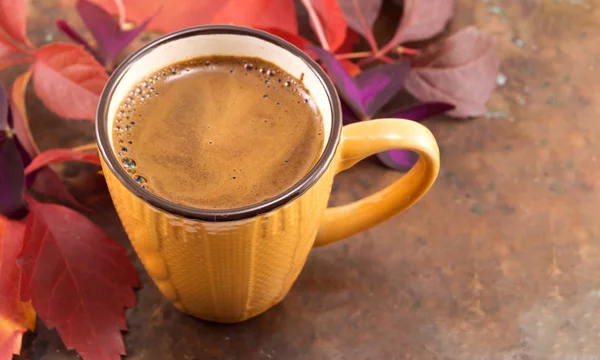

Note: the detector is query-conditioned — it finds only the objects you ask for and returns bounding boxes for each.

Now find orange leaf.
[32,43,108,121]
[0,0,29,46]
[0,217,36,358]
[93,0,298,35]
[10,70,38,158]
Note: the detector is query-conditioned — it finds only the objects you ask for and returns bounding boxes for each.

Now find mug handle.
[313,118,440,247]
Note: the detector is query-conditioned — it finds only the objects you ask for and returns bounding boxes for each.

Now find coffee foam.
[112,56,323,210]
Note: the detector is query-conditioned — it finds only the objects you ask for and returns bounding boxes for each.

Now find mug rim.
[95,25,342,221]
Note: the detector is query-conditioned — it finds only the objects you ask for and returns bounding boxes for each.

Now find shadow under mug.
[95,25,440,323]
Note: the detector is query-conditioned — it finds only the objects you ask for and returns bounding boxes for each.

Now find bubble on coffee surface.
[134,174,147,185]
[121,157,136,168]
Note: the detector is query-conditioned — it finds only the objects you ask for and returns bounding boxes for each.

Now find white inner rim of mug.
[107,33,334,155]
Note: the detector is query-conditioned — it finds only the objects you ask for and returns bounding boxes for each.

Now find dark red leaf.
[338,0,381,52]
[311,45,409,120]
[76,0,155,68]
[32,43,108,121]
[29,167,92,211]
[405,26,500,117]
[25,148,101,176]
[0,0,29,46]
[377,102,454,171]
[0,137,26,219]
[19,197,139,360]
[300,0,348,52]
[379,0,454,56]
[0,84,7,129]
[93,0,298,35]
[0,86,27,219]
[0,217,36,358]
[337,28,361,54]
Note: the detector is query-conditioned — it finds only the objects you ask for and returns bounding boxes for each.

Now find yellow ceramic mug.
[96,26,440,323]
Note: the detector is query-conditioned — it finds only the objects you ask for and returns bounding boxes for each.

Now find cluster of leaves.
[0,0,499,359]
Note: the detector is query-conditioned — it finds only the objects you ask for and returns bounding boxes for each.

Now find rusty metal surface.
[6,0,600,359]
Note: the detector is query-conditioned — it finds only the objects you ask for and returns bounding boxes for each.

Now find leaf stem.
[1,57,35,67]
[72,143,98,153]
[396,46,419,56]
[299,0,330,51]
[335,51,373,60]
[55,20,100,61]
[350,0,379,53]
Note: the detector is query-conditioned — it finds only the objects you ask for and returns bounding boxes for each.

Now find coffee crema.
[111,56,324,210]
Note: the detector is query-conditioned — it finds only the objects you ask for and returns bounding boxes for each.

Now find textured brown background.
[2,0,599,359]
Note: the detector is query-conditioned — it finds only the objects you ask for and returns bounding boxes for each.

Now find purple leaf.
[76,0,156,68]
[377,102,454,171]
[385,101,455,121]
[342,102,358,124]
[0,86,27,218]
[354,60,410,117]
[309,45,365,118]
[310,45,410,120]
[405,26,500,117]
[55,19,98,59]
[337,0,382,52]
[379,0,454,56]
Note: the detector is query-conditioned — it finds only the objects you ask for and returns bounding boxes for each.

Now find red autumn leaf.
[300,0,347,52]
[18,198,139,360]
[0,35,31,71]
[25,148,101,176]
[379,0,454,56]
[337,0,381,52]
[0,217,36,358]
[0,38,21,70]
[405,26,500,117]
[29,167,93,211]
[93,0,298,36]
[259,28,312,51]
[0,0,29,46]
[239,0,298,35]
[32,43,108,121]
[10,71,39,158]
[336,28,360,54]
